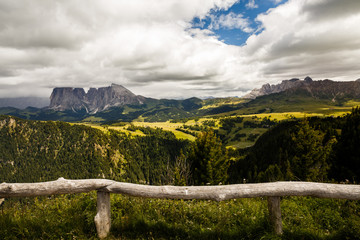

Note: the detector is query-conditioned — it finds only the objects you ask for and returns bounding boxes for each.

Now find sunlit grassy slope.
[79,109,353,149]
[221,93,360,116]
[200,97,247,110]
[79,121,198,141]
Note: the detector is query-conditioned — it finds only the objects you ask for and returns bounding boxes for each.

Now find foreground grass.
[1,192,360,239]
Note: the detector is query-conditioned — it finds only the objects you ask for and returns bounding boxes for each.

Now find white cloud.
[0,0,359,99]
[209,12,254,33]
[0,0,241,98]
[246,0,258,9]
[242,0,360,84]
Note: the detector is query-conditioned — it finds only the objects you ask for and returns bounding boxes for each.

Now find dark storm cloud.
[303,0,360,22]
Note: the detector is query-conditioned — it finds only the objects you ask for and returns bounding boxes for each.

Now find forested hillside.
[229,108,360,183]
[0,115,189,184]
[1,108,360,185]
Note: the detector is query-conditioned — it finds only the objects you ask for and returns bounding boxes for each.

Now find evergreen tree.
[289,119,335,181]
[334,107,360,181]
[189,129,229,185]
[257,164,283,182]
[173,150,191,186]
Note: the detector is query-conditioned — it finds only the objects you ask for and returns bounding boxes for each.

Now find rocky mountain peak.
[50,87,87,111]
[304,76,313,83]
[244,77,360,101]
[49,84,143,113]
[244,77,308,99]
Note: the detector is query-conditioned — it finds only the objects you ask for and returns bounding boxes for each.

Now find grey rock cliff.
[49,88,86,111]
[244,76,360,101]
[244,77,311,99]
[49,84,143,113]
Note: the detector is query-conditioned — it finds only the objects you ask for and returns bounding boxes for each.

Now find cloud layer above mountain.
[0,0,359,98]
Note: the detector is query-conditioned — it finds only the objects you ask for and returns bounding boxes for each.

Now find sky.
[1,0,360,99]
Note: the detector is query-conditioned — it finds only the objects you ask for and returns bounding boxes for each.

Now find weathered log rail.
[1,178,360,238]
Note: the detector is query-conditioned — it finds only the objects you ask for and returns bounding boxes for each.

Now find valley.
[79,102,357,149]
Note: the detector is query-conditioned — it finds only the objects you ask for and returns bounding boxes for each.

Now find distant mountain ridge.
[49,83,144,113]
[244,77,360,100]
[2,78,360,123]
[0,97,49,109]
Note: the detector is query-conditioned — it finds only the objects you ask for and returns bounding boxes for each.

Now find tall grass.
[1,193,360,239]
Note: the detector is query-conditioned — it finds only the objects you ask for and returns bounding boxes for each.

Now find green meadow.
[1,193,360,239]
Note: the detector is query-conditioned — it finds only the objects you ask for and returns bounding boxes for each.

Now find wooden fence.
[1,178,360,238]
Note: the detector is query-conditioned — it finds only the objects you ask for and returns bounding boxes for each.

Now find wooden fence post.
[267,196,283,235]
[94,191,111,239]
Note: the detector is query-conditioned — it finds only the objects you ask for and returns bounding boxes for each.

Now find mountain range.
[1,77,360,122]
[244,76,360,100]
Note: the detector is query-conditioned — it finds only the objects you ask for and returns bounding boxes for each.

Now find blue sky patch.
[191,0,285,46]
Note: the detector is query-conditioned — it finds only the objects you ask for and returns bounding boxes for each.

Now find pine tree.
[335,107,360,181]
[174,150,191,186]
[189,129,229,185]
[289,119,335,181]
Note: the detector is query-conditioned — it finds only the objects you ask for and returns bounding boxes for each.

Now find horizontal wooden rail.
[1,178,360,238]
[2,178,360,200]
